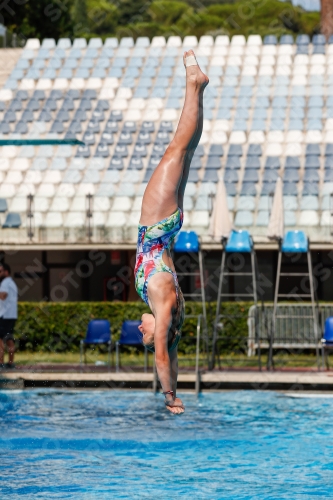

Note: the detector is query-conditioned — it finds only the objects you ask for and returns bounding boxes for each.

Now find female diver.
[135,50,209,414]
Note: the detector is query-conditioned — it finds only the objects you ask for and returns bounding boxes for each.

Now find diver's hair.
[142,331,155,350]
[142,329,181,352]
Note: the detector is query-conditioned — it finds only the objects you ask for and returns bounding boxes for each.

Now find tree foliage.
[1,0,320,42]
[118,0,320,40]
[1,0,73,41]
[72,0,89,36]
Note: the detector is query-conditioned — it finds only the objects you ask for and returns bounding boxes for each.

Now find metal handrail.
[195,314,203,396]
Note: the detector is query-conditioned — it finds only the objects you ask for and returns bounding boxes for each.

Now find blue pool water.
[1,390,333,499]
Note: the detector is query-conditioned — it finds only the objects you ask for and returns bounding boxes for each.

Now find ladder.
[269,230,321,370]
[173,231,209,366]
[211,230,259,370]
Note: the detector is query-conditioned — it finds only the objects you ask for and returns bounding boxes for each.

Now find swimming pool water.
[1,389,333,499]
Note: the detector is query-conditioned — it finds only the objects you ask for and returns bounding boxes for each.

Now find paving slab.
[1,370,333,391]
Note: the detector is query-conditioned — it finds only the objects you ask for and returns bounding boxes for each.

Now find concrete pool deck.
[2,367,333,391]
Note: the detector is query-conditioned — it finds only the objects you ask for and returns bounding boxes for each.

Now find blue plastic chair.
[80,319,112,369]
[280,35,294,44]
[174,231,199,252]
[322,317,333,368]
[116,320,148,372]
[0,199,8,212]
[264,35,277,45]
[265,157,280,169]
[225,230,253,253]
[3,213,21,228]
[281,231,308,253]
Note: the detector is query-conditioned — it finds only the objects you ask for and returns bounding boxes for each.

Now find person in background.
[0,263,18,369]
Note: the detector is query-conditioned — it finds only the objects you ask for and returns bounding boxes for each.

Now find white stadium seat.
[106,212,127,227]
[12,159,30,171]
[199,35,213,46]
[5,172,23,184]
[34,197,51,212]
[215,35,229,46]
[25,38,40,50]
[247,35,262,46]
[37,183,56,197]
[112,196,132,211]
[229,131,247,144]
[94,197,111,212]
[70,78,85,90]
[9,197,28,212]
[36,79,52,90]
[53,78,69,90]
[151,36,166,47]
[183,36,198,47]
[299,211,319,226]
[167,36,182,47]
[231,35,246,46]
[17,184,36,196]
[0,184,16,198]
[64,212,85,227]
[45,212,63,228]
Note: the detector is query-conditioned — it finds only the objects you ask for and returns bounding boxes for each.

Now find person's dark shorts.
[0,319,16,341]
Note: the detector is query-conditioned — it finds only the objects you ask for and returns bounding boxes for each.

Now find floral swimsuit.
[134,208,185,351]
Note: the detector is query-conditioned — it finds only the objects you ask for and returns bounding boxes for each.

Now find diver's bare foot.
[183,50,209,90]
[165,397,185,414]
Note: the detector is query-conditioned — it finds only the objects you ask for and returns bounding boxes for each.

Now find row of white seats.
[9,195,140,212]
[22,35,295,51]
[202,120,333,132]
[4,77,333,103]
[0,132,331,150]
[0,182,140,198]
[1,168,329,189]
[19,49,333,65]
[18,50,333,65]
[0,156,329,177]
[4,187,332,205]
[0,133,331,150]
[1,175,332,198]
[1,139,331,160]
[5,209,332,230]
[5,192,333,212]
[7,73,333,93]
[0,158,328,175]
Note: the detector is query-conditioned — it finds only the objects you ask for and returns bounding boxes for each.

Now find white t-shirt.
[0,277,18,319]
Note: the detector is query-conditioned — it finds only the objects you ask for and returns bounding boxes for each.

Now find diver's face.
[138,313,155,340]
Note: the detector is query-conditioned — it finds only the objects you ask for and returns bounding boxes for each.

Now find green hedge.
[14,302,251,354]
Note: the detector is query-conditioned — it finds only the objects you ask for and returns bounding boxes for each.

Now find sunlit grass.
[10,350,322,370]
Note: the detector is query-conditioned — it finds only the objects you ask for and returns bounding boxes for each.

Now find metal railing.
[247,303,333,356]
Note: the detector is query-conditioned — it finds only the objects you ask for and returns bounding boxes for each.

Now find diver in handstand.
[135,50,209,414]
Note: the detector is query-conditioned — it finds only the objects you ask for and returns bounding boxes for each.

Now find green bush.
[15,301,252,355]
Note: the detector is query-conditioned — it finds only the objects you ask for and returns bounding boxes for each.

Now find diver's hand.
[165,396,185,414]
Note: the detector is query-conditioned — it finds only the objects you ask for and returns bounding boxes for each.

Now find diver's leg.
[140,50,208,226]
[177,91,204,209]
